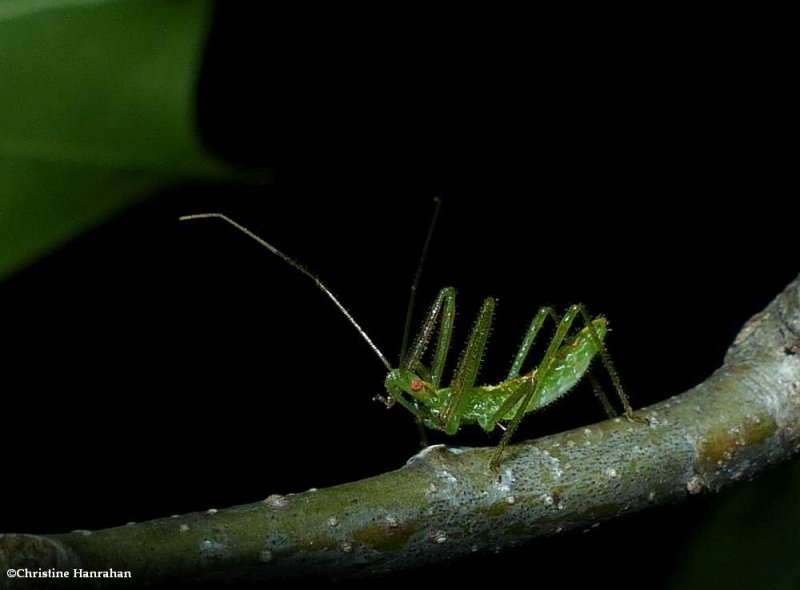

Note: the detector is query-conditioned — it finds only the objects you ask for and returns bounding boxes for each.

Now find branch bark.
[3,275,800,586]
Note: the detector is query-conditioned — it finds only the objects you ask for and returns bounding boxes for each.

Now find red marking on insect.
[411,379,425,392]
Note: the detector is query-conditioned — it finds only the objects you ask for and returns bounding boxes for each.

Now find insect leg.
[430,290,456,389]
[489,377,538,473]
[400,287,455,446]
[588,374,618,418]
[415,421,429,448]
[384,384,429,447]
[385,383,427,420]
[489,306,582,470]
[403,287,455,371]
[440,297,495,435]
[507,307,560,379]
[489,375,535,426]
[572,305,635,419]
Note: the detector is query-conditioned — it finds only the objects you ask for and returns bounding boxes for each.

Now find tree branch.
[3,275,800,586]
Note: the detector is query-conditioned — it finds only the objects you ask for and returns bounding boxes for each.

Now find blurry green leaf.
[668,459,800,590]
[0,0,226,279]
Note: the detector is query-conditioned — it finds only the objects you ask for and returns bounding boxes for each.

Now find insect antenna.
[179,213,392,370]
[399,196,442,365]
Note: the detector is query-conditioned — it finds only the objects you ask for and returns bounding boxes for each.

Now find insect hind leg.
[507,306,560,379]
[489,305,583,472]
[490,304,641,474]
[571,304,636,420]
[588,373,618,419]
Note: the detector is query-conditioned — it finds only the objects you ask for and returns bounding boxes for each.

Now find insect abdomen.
[529,319,607,410]
[426,319,608,433]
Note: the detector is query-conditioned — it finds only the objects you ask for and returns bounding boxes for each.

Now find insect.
[180,200,638,471]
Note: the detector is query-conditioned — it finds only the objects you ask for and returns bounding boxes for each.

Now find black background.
[2,5,796,588]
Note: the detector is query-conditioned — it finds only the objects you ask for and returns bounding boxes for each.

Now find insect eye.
[410,379,424,392]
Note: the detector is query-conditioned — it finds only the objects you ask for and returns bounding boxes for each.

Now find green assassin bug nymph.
[180,199,637,471]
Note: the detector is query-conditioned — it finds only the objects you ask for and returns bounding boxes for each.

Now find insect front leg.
[392,390,431,448]
[385,383,427,420]
[400,287,456,444]
[402,287,455,373]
